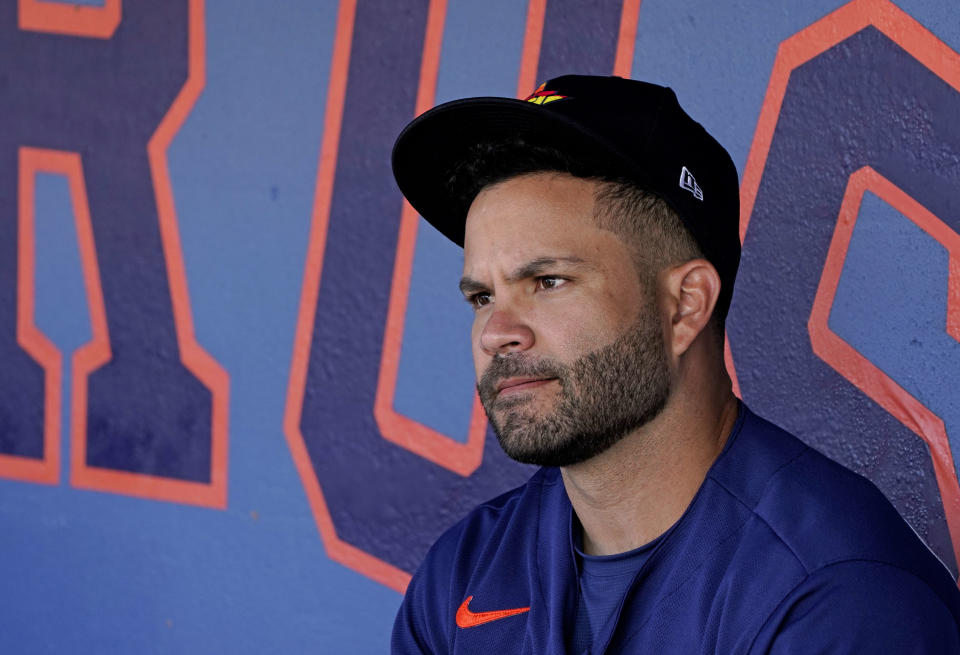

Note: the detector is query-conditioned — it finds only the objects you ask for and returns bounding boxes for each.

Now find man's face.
[461,173,672,467]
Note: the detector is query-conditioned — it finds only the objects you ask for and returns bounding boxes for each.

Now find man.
[389,75,960,653]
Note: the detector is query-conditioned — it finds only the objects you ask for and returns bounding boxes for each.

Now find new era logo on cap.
[679,166,703,201]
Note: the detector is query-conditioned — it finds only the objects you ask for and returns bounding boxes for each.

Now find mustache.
[477,356,567,405]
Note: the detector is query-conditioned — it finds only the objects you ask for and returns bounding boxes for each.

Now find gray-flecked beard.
[477,308,671,468]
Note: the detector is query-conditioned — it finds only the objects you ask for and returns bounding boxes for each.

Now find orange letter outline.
[1,148,66,486]
[68,0,229,509]
[284,0,646,592]
[808,166,960,566]
[733,0,960,568]
[19,0,121,39]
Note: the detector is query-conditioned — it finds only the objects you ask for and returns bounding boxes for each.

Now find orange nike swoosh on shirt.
[456,595,530,628]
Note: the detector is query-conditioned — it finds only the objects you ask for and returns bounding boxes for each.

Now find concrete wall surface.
[2,0,959,651]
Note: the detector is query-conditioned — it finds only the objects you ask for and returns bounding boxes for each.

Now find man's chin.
[491,414,636,468]
[492,423,589,468]
[496,438,592,468]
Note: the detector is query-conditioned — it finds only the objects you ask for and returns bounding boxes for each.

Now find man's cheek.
[471,322,488,370]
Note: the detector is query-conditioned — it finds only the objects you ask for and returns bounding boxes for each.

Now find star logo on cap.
[524,82,567,105]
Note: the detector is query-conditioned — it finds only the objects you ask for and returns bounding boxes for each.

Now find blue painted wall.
[2,0,959,651]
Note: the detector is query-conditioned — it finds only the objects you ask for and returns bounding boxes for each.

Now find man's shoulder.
[745,557,960,653]
[713,405,957,595]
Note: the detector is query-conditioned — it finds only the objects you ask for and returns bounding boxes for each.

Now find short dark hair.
[446,137,725,340]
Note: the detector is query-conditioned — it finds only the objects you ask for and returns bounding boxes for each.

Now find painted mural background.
[2,0,959,651]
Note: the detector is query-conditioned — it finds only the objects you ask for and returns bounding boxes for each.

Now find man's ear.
[661,259,721,358]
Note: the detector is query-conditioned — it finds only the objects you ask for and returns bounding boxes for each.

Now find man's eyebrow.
[458,256,594,296]
[506,256,592,282]
[459,276,487,296]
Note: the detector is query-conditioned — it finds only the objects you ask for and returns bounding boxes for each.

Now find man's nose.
[479,308,535,356]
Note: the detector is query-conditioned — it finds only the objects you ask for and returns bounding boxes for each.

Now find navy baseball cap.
[391,74,741,319]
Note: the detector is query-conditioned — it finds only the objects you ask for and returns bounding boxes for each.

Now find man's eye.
[537,276,567,290]
[467,292,492,308]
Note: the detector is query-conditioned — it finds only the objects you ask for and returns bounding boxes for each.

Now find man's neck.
[560,386,739,556]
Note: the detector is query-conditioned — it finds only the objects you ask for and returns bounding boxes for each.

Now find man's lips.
[495,377,558,396]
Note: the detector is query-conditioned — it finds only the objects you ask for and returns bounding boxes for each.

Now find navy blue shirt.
[393,405,960,653]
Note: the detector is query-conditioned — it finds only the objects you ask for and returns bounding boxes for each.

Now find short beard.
[477,308,671,468]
